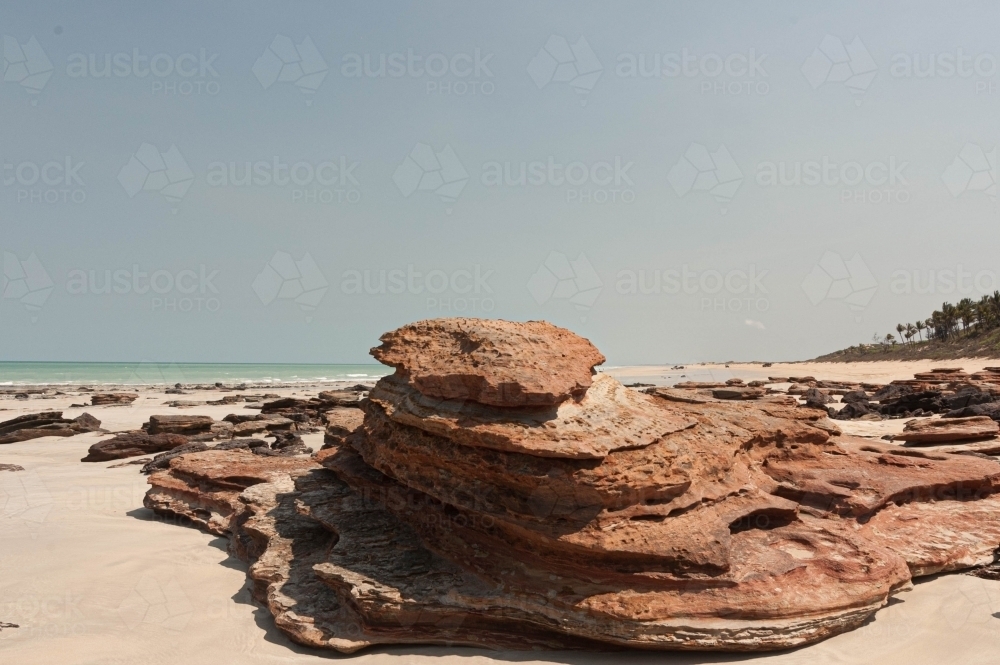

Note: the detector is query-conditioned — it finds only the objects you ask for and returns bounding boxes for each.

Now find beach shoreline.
[2,360,1000,664]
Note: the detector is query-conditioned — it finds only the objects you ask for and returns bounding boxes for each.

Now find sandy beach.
[605,359,1000,386]
[1,363,999,665]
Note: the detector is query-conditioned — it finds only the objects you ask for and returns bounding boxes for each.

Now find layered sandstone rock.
[144,450,316,535]
[90,392,138,406]
[892,415,999,443]
[371,318,605,406]
[144,318,1000,653]
[0,412,101,444]
[321,408,365,449]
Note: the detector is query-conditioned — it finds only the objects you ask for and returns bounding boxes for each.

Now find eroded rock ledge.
[144,318,1000,652]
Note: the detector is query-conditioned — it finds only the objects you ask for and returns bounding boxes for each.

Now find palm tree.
[915,320,925,342]
[885,333,897,346]
[957,298,975,333]
[978,295,993,330]
[896,323,906,344]
[942,302,959,338]
[906,323,917,344]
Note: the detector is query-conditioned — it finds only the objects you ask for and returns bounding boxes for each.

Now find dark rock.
[944,385,997,410]
[877,391,946,416]
[946,402,1000,421]
[0,411,102,444]
[871,384,913,402]
[82,431,188,462]
[841,390,870,404]
[831,401,873,420]
[803,388,833,404]
[146,414,215,435]
[142,442,211,473]
[0,464,25,472]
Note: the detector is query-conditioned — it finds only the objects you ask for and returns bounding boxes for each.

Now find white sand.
[605,359,1000,386]
[2,380,1000,664]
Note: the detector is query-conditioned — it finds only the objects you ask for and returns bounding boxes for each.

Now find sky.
[1,0,999,365]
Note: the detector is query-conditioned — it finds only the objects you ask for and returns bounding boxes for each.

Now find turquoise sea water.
[0,362,388,386]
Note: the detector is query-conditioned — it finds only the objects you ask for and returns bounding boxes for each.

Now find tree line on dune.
[855,293,1000,353]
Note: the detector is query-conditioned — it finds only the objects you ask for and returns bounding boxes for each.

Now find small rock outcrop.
[0,412,101,444]
[893,416,999,444]
[371,318,605,406]
[82,431,189,462]
[143,414,233,441]
[321,408,365,449]
[90,392,139,406]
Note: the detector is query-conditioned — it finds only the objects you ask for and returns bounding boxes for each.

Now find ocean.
[0,362,389,387]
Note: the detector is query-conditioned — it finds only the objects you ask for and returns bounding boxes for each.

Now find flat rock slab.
[712,387,765,400]
[893,416,999,443]
[144,449,317,535]
[90,392,138,405]
[371,318,605,406]
[147,414,215,434]
[368,373,697,459]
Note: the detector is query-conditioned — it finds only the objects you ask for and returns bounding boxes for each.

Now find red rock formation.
[144,450,316,535]
[371,318,605,406]
[143,318,1000,653]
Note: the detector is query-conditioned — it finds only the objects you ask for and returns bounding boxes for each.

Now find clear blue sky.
[1,0,997,364]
